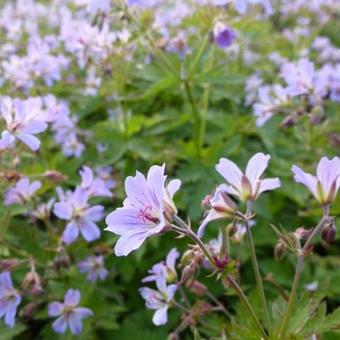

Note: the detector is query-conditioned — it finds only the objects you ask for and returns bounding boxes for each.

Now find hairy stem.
[245,201,271,331]
[279,209,330,337]
[227,275,268,339]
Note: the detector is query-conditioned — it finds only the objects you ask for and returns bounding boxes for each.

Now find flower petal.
[215,158,243,192]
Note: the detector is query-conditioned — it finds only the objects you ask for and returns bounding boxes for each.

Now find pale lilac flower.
[0,131,15,151]
[305,281,318,292]
[77,255,108,283]
[139,272,177,326]
[4,178,41,206]
[54,187,104,244]
[80,166,112,198]
[0,272,21,328]
[215,153,281,201]
[30,198,55,221]
[0,97,47,151]
[48,289,92,335]
[197,188,237,238]
[235,0,273,15]
[213,23,236,49]
[105,165,181,256]
[292,157,340,205]
[95,166,116,190]
[142,248,179,283]
[232,220,255,243]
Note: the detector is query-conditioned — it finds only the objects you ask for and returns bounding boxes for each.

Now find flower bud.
[274,241,286,260]
[44,170,68,182]
[186,280,207,296]
[54,250,71,270]
[22,271,43,295]
[0,258,21,271]
[180,265,195,284]
[227,223,238,237]
[321,220,336,243]
[201,194,213,209]
[20,302,39,321]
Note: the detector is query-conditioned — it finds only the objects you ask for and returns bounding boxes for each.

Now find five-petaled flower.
[292,156,340,206]
[4,178,41,206]
[54,187,104,244]
[105,164,181,256]
[48,289,92,335]
[142,248,179,284]
[139,271,177,326]
[215,153,281,201]
[0,272,21,328]
[77,255,108,283]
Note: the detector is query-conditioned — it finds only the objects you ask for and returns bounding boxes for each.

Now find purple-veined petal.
[79,220,101,242]
[292,165,318,198]
[17,133,40,151]
[257,178,281,195]
[48,302,64,317]
[63,221,80,244]
[152,306,168,326]
[316,157,340,195]
[245,153,270,189]
[52,315,68,334]
[215,158,243,192]
[64,289,80,306]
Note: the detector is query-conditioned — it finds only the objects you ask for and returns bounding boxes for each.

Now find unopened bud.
[54,250,71,270]
[201,194,213,209]
[321,221,336,243]
[20,302,39,320]
[44,170,68,182]
[2,170,22,181]
[22,271,43,295]
[227,223,238,237]
[280,115,297,128]
[186,280,207,296]
[274,241,286,260]
[180,265,195,284]
[0,258,21,271]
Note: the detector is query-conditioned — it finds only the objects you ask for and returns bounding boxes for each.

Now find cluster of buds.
[321,218,336,244]
[179,246,203,285]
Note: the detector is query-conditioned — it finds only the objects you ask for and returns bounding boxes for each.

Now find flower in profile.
[139,272,177,326]
[77,255,108,283]
[0,97,47,151]
[213,22,236,49]
[292,156,340,205]
[4,178,41,206]
[54,187,104,245]
[105,164,181,256]
[48,289,92,335]
[142,248,179,284]
[79,166,112,198]
[197,188,237,238]
[215,153,281,201]
[0,272,21,328]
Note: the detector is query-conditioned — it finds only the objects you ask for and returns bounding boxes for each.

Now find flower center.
[137,205,159,224]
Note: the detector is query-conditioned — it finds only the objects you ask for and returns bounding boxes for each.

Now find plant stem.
[278,209,330,337]
[227,275,268,340]
[245,201,271,331]
[183,81,201,158]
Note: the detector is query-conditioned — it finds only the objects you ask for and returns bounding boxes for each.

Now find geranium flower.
[4,178,41,206]
[142,248,179,283]
[0,272,21,328]
[139,272,177,326]
[54,187,104,244]
[215,153,281,201]
[77,255,108,283]
[105,165,181,256]
[48,289,92,335]
[292,156,340,205]
[79,166,112,198]
[213,22,236,49]
[0,97,47,151]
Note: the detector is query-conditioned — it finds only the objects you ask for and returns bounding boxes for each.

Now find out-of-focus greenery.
[0,1,339,339]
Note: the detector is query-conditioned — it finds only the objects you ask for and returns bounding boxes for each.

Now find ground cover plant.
[0,0,339,339]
